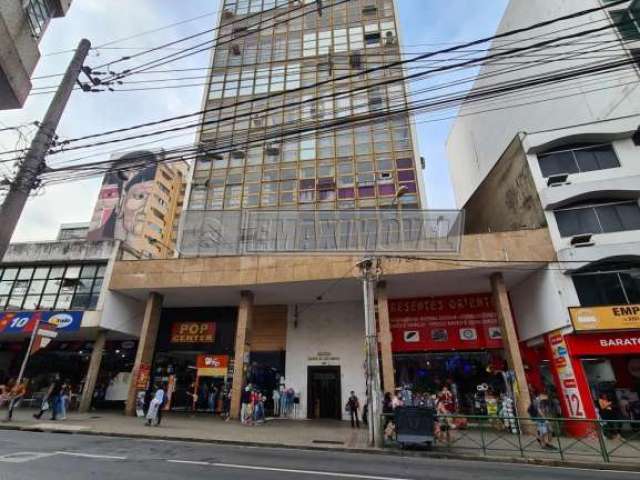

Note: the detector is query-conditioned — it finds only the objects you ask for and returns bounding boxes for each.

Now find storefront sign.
[389,293,503,352]
[196,354,229,377]
[547,330,586,419]
[170,322,216,343]
[570,304,640,332]
[564,331,640,356]
[0,311,83,334]
[180,209,464,256]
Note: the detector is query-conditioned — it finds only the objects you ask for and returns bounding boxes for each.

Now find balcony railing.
[23,0,52,40]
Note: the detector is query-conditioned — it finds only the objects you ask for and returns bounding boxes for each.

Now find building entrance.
[307,366,341,420]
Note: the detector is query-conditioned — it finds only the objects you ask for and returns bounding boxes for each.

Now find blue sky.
[0,0,508,241]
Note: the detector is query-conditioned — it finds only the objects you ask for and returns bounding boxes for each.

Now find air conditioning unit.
[385,32,396,46]
[547,173,570,187]
[222,9,234,19]
[210,153,223,160]
[362,5,378,15]
[377,172,393,183]
[231,43,241,55]
[265,144,281,155]
[231,150,246,159]
[570,233,594,248]
[251,117,264,128]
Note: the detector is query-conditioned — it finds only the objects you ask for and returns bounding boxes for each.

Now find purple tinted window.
[319,189,335,201]
[396,158,413,169]
[358,186,375,198]
[378,184,396,196]
[338,187,355,199]
[398,170,415,182]
[299,179,315,190]
[399,182,417,193]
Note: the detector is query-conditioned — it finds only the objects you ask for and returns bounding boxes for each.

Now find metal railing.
[23,0,52,40]
[382,412,640,465]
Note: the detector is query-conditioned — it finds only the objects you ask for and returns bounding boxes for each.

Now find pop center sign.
[170,322,216,343]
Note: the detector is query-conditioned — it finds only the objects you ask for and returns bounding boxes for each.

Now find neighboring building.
[87,150,188,259]
[188,0,426,213]
[0,237,145,412]
[447,0,640,426]
[0,0,73,109]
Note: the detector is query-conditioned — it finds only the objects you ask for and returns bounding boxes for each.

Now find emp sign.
[179,209,464,256]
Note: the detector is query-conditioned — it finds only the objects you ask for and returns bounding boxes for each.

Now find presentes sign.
[170,322,216,343]
[570,304,640,332]
[388,293,503,352]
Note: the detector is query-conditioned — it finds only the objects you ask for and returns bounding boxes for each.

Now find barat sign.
[170,322,216,343]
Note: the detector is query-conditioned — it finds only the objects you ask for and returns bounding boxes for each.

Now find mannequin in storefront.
[273,388,281,417]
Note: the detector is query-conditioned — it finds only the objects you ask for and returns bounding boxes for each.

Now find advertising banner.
[570,304,640,332]
[170,322,216,343]
[0,311,83,334]
[546,330,587,419]
[388,293,503,352]
[196,354,229,377]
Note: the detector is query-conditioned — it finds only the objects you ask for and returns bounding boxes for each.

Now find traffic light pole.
[0,39,91,259]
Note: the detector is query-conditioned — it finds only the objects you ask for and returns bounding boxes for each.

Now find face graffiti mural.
[87,151,158,243]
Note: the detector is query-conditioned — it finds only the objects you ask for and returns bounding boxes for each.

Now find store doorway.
[307,366,341,420]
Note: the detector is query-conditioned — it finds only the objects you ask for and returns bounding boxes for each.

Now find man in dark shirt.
[346,391,360,428]
[33,374,62,420]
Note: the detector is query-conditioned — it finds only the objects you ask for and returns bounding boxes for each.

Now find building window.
[0,263,106,311]
[555,200,640,237]
[24,0,52,39]
[573,264,640,307]
[610,9,640,40]
[537,144,620,178]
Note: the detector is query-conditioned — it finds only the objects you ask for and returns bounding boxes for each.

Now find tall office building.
[189,0,426,212]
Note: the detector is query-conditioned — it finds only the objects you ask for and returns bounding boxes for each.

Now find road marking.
[167,459,211,466]
[0,452,56,463]
[210,462,413,480]
[56,451,126,460]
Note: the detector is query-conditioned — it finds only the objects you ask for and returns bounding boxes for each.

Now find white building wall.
[447,0,640,208]
[510,268,577,341]
[284,301,366,421]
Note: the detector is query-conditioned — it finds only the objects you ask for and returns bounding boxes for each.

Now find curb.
[1,423,639,472]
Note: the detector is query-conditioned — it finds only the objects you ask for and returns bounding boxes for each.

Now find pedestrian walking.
[346,391,360,428]
[33,374,62,421]
[58,380,71,420]
[241,385,252,424]
[528,392,556,450]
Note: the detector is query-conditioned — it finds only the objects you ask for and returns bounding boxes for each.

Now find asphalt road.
[0,430,636,480]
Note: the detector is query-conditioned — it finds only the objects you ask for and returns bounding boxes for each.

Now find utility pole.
[359,257,383,447]
[0,39,91,259]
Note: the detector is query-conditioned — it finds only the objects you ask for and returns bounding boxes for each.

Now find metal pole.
[0,39,91,259]
[360,257,383,447]
[5,319,40,421]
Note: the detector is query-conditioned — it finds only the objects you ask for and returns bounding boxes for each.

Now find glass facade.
[192,0,422,211]
[0,264,106,311]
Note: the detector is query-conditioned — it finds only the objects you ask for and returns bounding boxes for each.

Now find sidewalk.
[0,408,369,450]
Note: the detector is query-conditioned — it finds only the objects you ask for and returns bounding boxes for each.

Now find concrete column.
[230,290,254,420]
[79,330,107,413]
[490,272,532,421]
[125,292,163,416]
[376,282,396,395]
